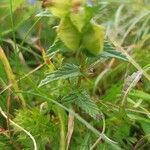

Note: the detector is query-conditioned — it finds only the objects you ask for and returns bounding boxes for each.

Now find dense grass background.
[0,0,150,149]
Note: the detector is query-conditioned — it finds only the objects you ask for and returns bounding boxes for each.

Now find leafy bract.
[82,23,105,55]
[47,0,71,18]
[70,0,87,32]
[70,9,86,32]
[57,17,81,51]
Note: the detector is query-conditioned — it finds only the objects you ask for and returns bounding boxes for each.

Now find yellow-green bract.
[47,0,86,18]
[48,0,71,18]
[82,23,105,55]
[70,9,86,32]
[57,17,81,51]
[47,0,105,55]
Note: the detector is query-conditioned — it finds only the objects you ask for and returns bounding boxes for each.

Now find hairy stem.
[56,107,66,150]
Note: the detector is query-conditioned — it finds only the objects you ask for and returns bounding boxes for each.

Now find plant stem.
[56,107,66,150]
[0,107,37,150]
[0,46,26,107]
[110,39,150,81]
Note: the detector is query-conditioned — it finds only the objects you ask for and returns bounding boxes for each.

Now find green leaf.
[101,50,128,61]
[82,23,105,55]
[141,122,150,141]
[57,17,81,51]
[46,38,70,56]
[0,0,23,18]
[0,135,12,150]
[39,64,82,87]
[102,83,122,102]
[79,133,91,150]
[70,3,93,32]
[128,114,150,123]
[130,113,150,141]
[0,0,36,37]
[129,90,150,101]
[102,41,128,61]
[62,90,100,119]
[114,124,131,142]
